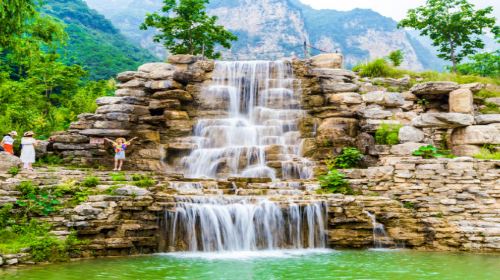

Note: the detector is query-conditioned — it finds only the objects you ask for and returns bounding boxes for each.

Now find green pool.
[1,249,499,280]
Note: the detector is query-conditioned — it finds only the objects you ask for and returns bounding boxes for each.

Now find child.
[1,131,18,155]
[105,137,138,171]
[20,131,38,170]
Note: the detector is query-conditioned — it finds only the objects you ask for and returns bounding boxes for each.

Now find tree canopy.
[398,0,499,72]
[0,0,112,139]
[140,0,237,59]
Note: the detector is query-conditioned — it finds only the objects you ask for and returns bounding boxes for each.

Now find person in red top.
[1,131,18,155]
[104,137,138,171]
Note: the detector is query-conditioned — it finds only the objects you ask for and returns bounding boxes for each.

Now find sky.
[299,0,500,21]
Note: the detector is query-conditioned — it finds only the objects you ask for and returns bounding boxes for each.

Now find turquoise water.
[1,249,499,280]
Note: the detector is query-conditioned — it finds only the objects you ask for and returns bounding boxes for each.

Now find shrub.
[81,176,100,188]
[16,181,61,217]
[375,123,401,145]
[36,155,64,166]
[403,201,416,210]
[388,50,404,67]
[317,169,353,195]
[353,58,398,78]
[8,166,20,176]
[132,174,156,188]
[412,145,441,159]
[330,147,363,169]
[0,203,14,229]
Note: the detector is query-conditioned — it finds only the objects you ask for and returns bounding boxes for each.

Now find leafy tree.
[388,50,404,67]
[399,0,498,72]
[141,0,237,59]
[456,50,500,77]
[0,0,38,48]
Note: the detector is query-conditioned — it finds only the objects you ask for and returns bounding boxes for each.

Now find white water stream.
[182,61,313,180]
[163,197,327,252]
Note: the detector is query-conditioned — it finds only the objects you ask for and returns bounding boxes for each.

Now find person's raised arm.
[125,137,139,145]
[104,138,116,145]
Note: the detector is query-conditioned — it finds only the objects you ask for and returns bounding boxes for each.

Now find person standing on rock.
[20,131,38,170]
[105,137,138,171]
[1,131,18,155]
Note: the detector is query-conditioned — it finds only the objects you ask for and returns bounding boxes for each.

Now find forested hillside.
[42,0,156,80]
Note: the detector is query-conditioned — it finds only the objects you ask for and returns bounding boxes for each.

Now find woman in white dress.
[20,131,38,170]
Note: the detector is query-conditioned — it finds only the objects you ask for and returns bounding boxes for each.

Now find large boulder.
[411,113,474,128]
[317,118,359,142]
[451,124,500,145]
[0,152,22,172]
[410,82,459,95]
[310,53,343,69]
[449,88,473,113]
[398,126,425,143]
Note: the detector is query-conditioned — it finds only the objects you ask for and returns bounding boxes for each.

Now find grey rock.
[115,89,147,97]
[410,81,459,95]
[451,124,500,145]
[475,114,500,125]
[361,108,393,119]
[310,54,343,69]
[117,79,146,89]
[485,97,500,106]
[328,92,362,104]
[460,82,484,93]
[411,113,474,128]
[116,71,139,82]
[362,91,385,103]
[96,96,146,106]
[0,152,22,172]
[398,126,425,143]
[96,104,149,115]
[390,142,427,155]
[167,55,198,64]
[322,82,359,93]
[74,204,102,216]
[146,80,177,91]
[138,62,175,73]
[79,129,131,137]
[312,68,354,79]
[114,185,151,196]
[51,134,89,144]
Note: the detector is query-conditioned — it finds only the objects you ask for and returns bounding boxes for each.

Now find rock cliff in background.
[84,0,444,70]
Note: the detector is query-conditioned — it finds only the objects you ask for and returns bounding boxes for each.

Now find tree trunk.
[450,41,457,73]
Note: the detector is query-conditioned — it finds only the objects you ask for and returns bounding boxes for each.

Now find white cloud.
[299,0,500,21]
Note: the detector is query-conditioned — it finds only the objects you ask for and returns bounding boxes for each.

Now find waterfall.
[161,197,327,252]
[364,211,392,248]
[182,60,313,180]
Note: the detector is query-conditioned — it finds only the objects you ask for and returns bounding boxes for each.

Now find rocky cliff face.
[84,0,442,70]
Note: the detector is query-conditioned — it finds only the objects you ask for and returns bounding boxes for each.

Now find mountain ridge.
[85,0,446,70]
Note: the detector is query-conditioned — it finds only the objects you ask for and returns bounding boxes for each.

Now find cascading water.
[364,211,392,249]
[161,197,327,252]
[182,60,313,180]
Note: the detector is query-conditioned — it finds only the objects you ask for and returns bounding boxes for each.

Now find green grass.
[353,59,500,86]
[110,172,127,182]
[474,147,500,160]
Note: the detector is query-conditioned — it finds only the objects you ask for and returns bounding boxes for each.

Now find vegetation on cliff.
[0,0,114,138]
[42,0,156,80]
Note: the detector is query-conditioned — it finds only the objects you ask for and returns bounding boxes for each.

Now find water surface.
[1,249,498,280]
